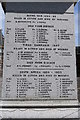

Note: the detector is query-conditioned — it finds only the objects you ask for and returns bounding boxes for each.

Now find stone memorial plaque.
[2,12,77,99]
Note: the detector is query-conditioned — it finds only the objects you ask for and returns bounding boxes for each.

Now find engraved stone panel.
[2,4,77,99]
